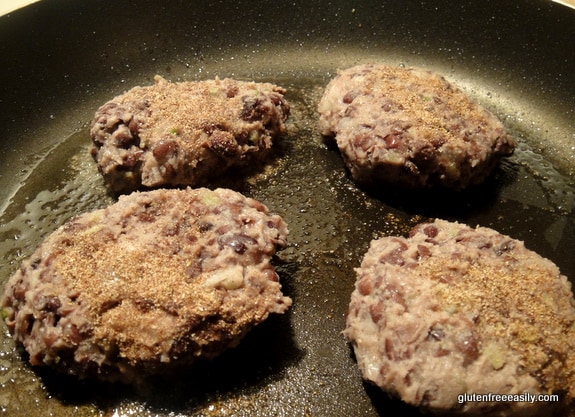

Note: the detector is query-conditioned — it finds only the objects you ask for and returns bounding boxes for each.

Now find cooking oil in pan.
[0,132,113,282]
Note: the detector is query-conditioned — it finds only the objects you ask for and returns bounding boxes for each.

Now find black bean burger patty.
[1,188,291,383]
[90,75,290,193]
[318,64,515,189]
[344,219,575,416]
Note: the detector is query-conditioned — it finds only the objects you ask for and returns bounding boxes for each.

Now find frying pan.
[1,0,574,416]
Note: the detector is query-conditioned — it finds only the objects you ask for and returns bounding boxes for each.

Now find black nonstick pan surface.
[0,0,574,416]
